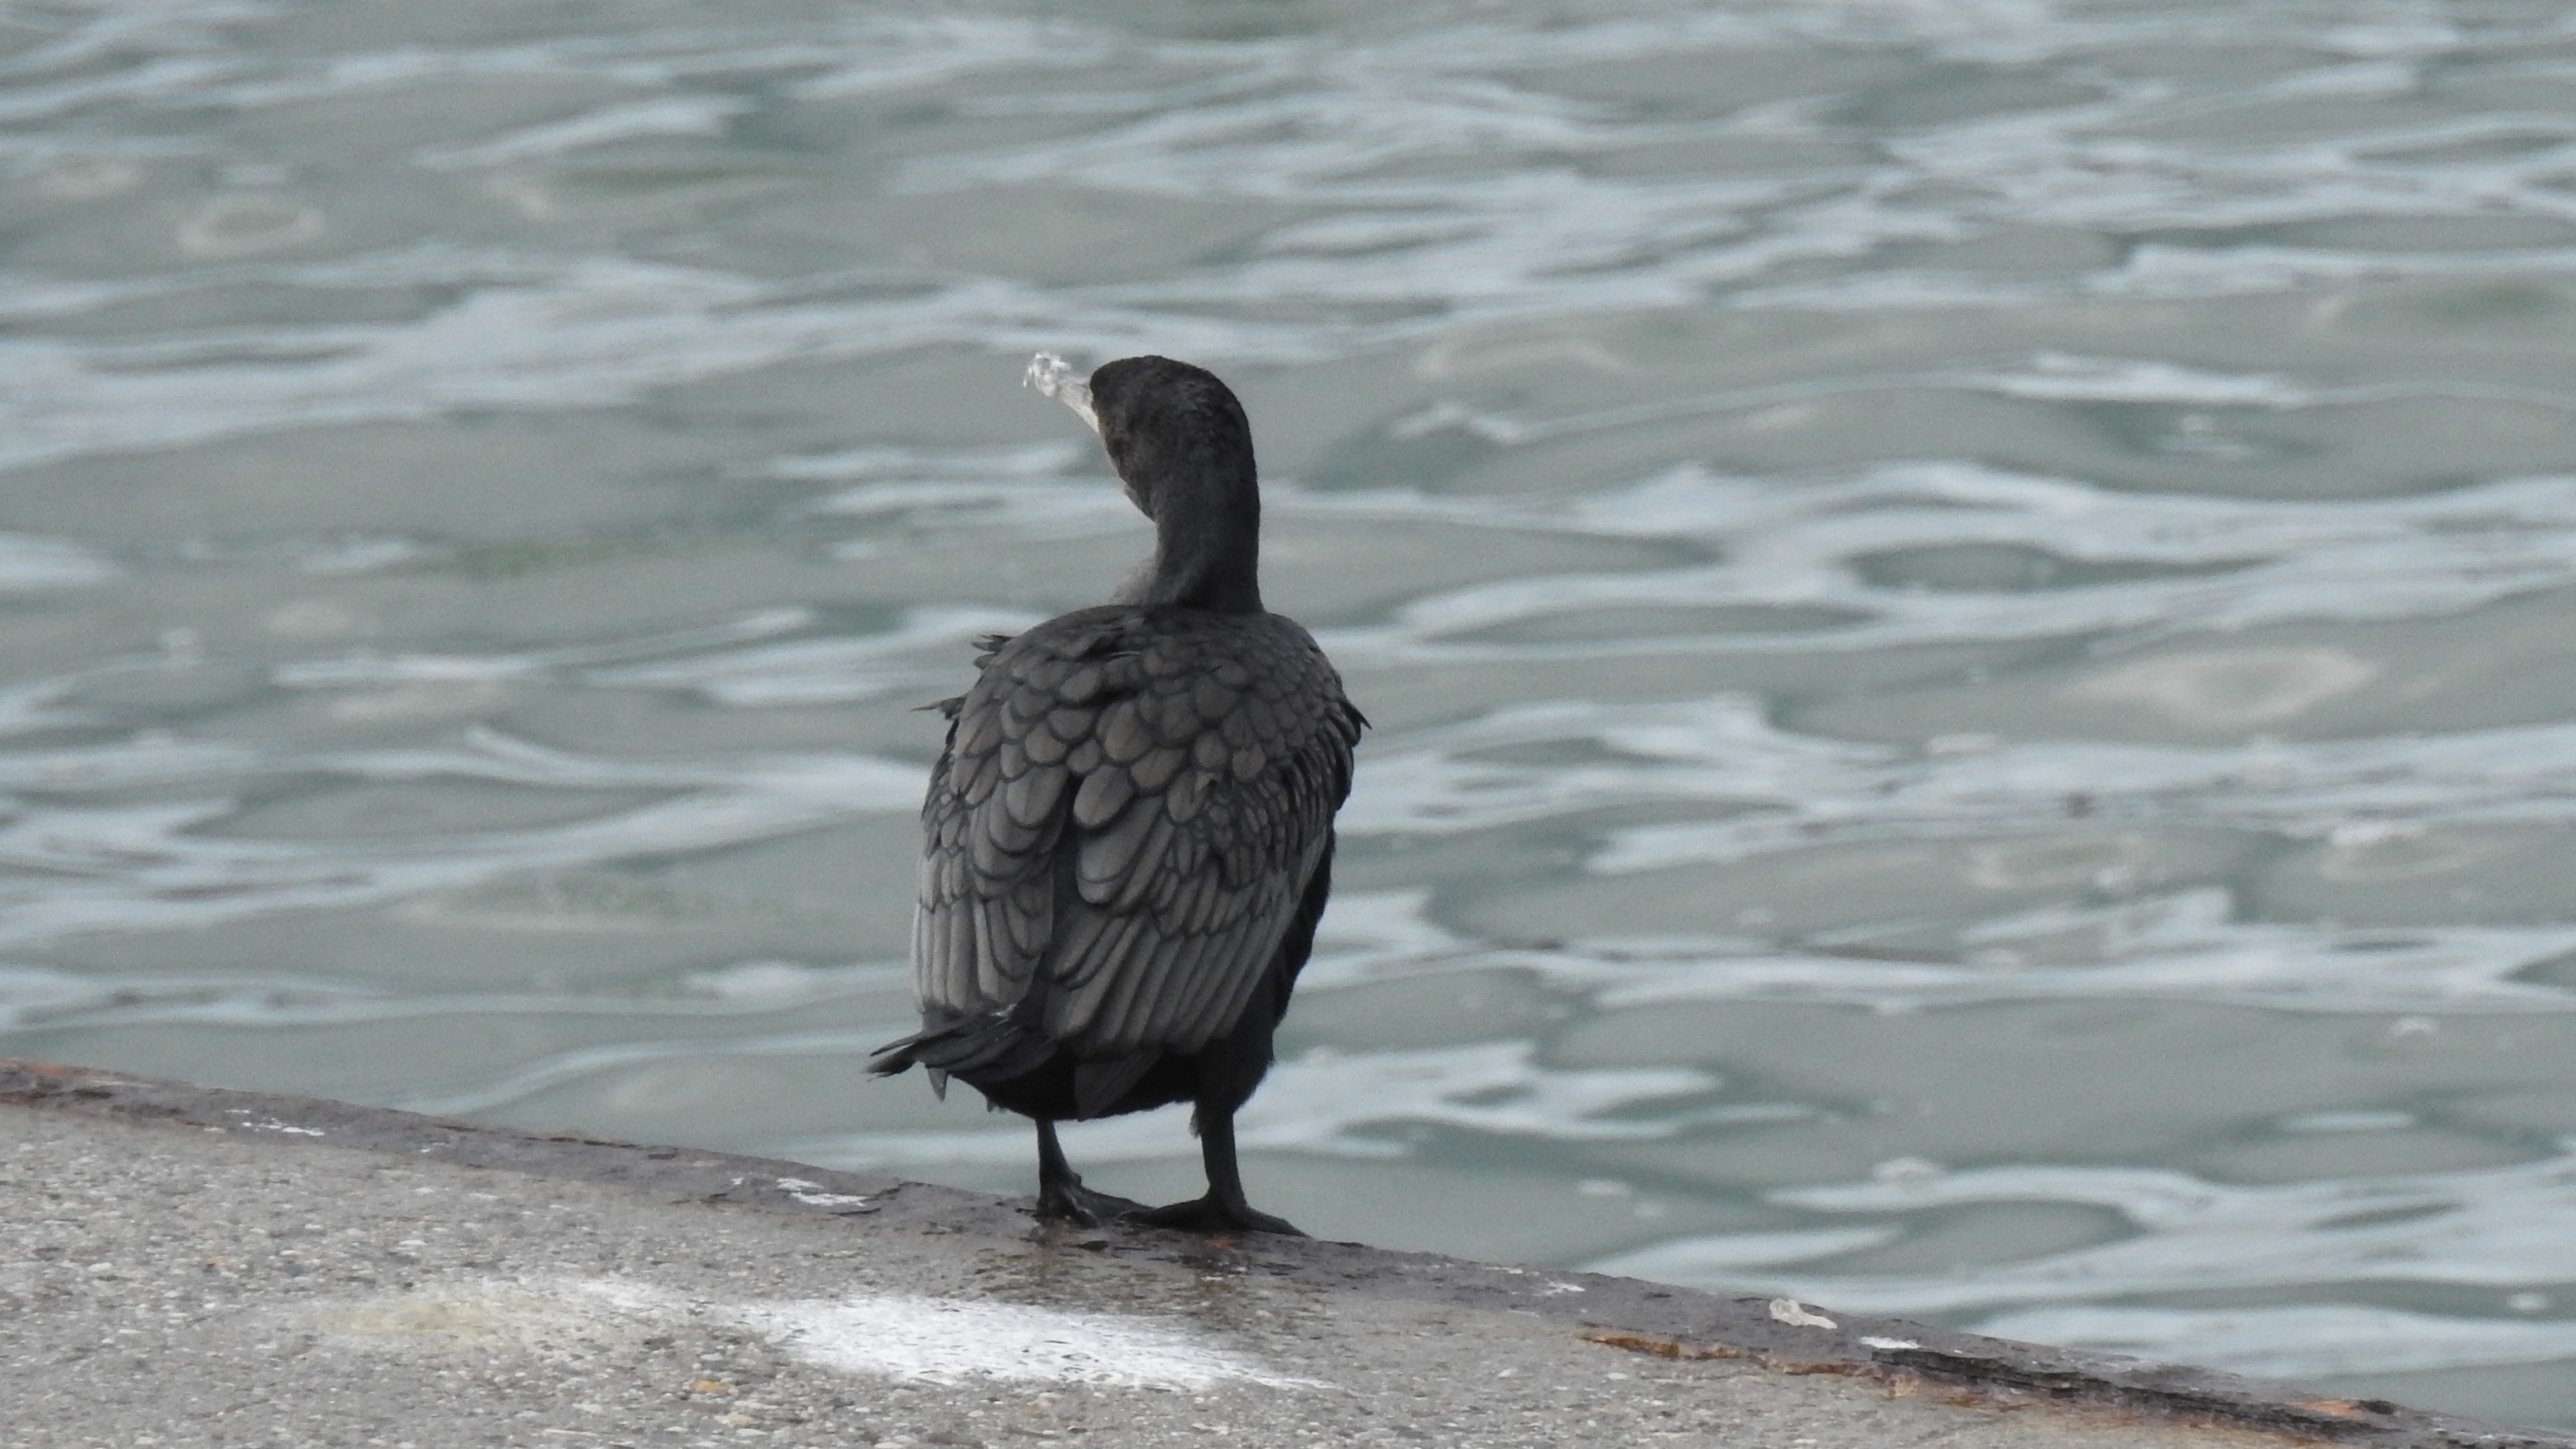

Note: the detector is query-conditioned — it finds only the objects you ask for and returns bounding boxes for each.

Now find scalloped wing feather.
[910,605,1359,1064]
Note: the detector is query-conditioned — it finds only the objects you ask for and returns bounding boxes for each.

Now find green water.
[8,0,2576,1426]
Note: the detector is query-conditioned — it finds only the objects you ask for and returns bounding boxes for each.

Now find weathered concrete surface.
[2,1060,2566,1449]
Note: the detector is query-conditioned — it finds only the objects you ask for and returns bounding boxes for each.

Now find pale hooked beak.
[1023,352,1099,435]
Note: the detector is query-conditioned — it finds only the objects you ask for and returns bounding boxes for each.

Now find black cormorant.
[869,352,1364,1236]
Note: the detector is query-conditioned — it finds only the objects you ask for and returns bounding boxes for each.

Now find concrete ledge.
[3,1057,2565,1449]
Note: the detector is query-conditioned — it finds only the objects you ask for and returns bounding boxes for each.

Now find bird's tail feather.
[871,1011,1057,1083]
[875,1012,1164,1120]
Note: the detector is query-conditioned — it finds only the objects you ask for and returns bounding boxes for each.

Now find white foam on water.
[1309,465,2576,661]
[413,95,756,171]
[0,534,117,591]
[2,5,2573,477]
[1592,1142,2576,1377]
[1975,1304,2576,1380]
[1297,888,2576,1016]
[0,722,921,949]
[1333,680,2576,889]
[808,1040,1731,1169]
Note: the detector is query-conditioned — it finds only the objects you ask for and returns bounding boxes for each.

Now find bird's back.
[891,602,1361,1117]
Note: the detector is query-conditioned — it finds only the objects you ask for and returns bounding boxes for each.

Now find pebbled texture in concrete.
[4,1059,2570,1449]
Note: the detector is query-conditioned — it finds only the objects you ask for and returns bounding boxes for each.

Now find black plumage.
[870,354,1364,1235]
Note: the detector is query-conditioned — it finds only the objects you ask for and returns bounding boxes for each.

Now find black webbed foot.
[1119,1108,1303,1234]
[1035,1175,1149,1226]
[1033,1120,1149,1226]
[1127,1194,1305,1237]
[1033,1176,1152,1227]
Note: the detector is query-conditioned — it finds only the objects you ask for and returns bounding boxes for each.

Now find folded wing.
[911,605,1360,1069]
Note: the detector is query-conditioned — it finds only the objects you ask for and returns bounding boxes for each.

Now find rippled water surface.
[8,0,2576,1424]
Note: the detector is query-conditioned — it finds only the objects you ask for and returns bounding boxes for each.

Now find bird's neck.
[1133,461,1264,614]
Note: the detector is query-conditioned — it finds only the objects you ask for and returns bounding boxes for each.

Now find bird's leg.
[1031,1120,1148,1226]
[1129,1108,1304,1236]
